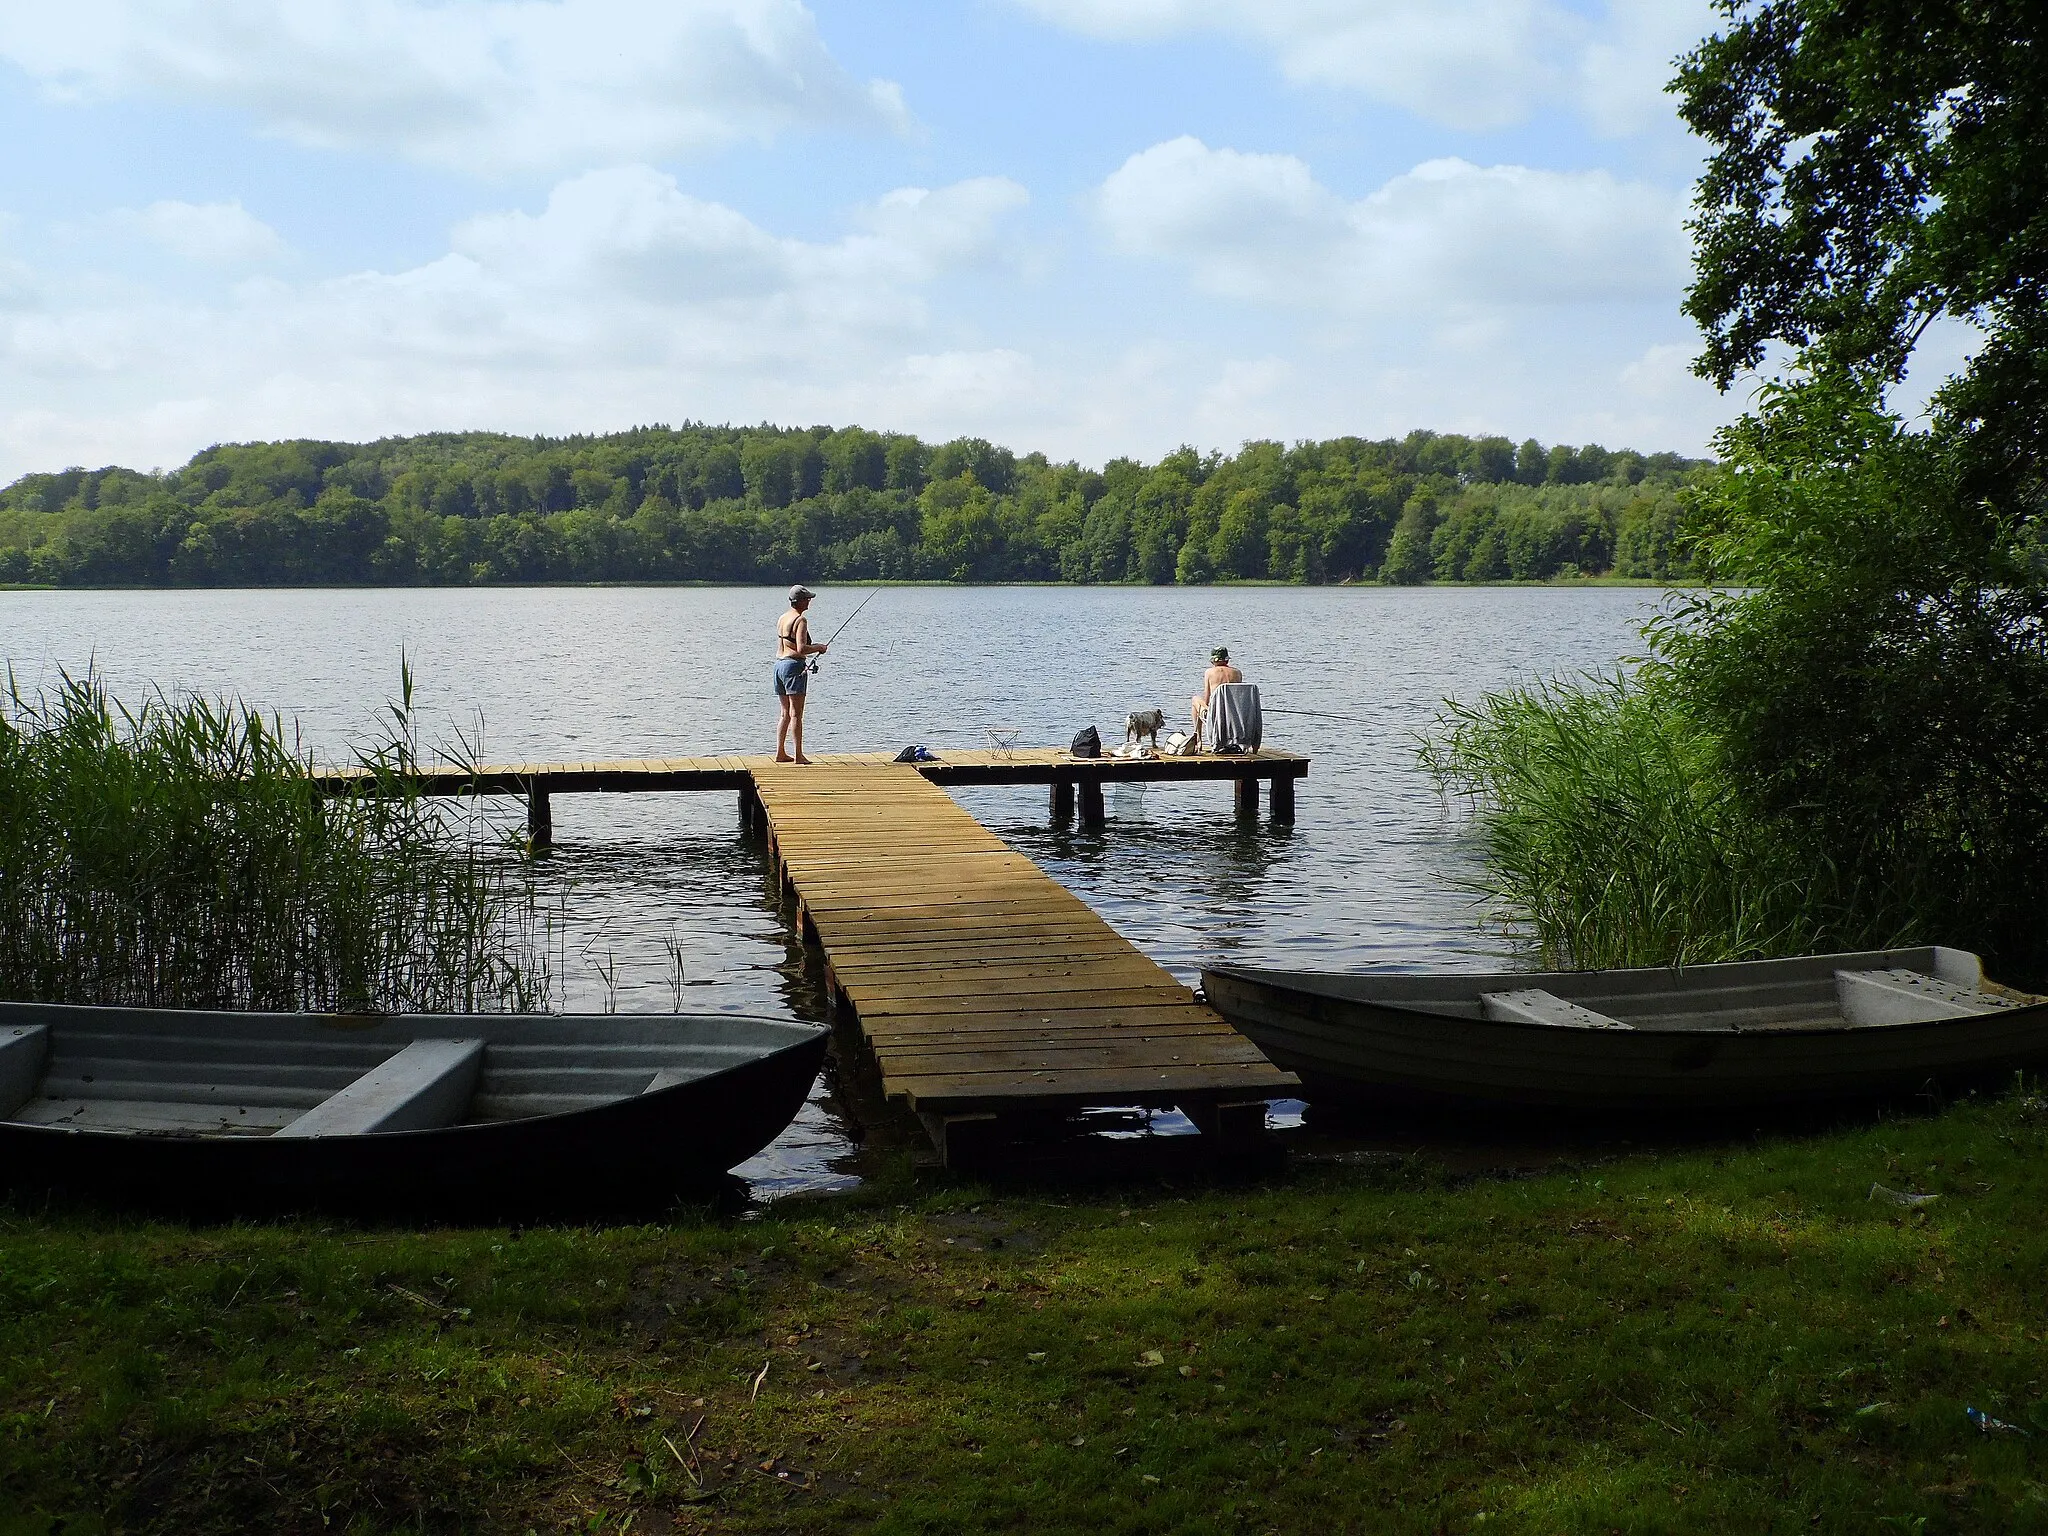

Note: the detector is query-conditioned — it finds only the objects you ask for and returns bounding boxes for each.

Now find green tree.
[1679,0,2048,509]
[920,475,1004,581]
[1382,496,1438,584]
[740,437,797,509]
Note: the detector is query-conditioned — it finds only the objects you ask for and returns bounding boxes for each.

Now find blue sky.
[0,0,1734,482]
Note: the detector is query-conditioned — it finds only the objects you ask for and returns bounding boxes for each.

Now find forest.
[0,424,1704,588]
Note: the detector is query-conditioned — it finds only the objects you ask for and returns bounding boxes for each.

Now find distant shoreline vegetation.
[0,424,1707,589]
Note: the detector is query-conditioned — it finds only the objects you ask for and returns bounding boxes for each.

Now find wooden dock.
[744,761,1299,1160]
[313,746,1310,843]
[313,744,1311,1160]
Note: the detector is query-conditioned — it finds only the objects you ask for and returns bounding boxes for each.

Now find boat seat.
[0,1025,48,1119]
[1836,968,2017,1028]
[273,1038,483,1138]
[1479,989,1633,1030]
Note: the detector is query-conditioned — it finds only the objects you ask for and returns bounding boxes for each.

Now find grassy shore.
[7,1086,2048,1535]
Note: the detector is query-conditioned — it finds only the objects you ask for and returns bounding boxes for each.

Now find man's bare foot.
[775,752,794,762]
[793,755,812,765]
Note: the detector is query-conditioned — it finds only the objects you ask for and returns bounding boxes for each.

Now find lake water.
[2,584,1664,1194]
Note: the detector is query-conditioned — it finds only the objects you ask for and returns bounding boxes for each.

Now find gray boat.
[0,1002,827,1208]
[1201,946,2048,1112]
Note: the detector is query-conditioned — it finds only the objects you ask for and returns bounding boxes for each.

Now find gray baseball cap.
[789,584,815,602]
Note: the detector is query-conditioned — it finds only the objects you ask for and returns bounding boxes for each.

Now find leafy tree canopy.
[1679,0,2048,501]
[0,423,1704,589]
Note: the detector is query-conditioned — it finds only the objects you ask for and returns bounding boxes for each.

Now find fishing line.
[1263,706,1377,726]
[807,587,882,673]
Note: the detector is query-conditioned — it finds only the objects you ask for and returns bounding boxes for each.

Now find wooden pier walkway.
[744,762,1299,1159]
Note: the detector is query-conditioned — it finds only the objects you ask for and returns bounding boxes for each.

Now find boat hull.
[1203,948,2048,1113]
[0,1005,828,1211]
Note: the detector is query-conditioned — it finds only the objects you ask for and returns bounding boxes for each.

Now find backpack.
[1070,725,1102,758]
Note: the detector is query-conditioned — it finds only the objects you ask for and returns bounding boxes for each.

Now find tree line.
[0,425,1706,588]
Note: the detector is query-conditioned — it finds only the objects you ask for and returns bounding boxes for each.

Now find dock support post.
[527,785,552,850]
[1079,780,1106,830]
[918,1111,1004,1168]
[1270,774,1295,823]
[1049,779,1074,823]
[1234,776,1260,817]
[1181,1098,1270,1144]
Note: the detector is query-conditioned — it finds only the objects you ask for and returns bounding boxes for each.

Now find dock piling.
[1079,780,1106,829]
[1049,779,1075,823]
[1270,773,1295,823]
[526,784,552,849]
[1234,776,1260,817]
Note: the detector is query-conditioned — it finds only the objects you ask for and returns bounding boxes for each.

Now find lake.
[3,584,1665,1193]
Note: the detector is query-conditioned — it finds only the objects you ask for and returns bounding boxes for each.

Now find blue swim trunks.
[773,657,807,697]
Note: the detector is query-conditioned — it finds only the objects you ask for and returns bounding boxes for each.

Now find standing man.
[1190,645,1242,743]
[775,584,828,763]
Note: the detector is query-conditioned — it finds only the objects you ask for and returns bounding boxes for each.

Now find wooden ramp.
[748,762,1298,1160]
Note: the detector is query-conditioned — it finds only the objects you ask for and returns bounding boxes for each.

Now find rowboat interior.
[1259,947,2033,1033]
[0,1008,814,1139]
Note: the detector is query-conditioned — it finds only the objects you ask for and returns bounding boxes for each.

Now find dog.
[1124,708,1166,748]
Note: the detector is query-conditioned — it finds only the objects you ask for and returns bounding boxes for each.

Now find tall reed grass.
[1421,675,1911,970]
[0,668,547,1013]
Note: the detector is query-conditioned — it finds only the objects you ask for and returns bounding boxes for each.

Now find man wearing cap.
[1191,645,1242,744]
[775,585,829,763]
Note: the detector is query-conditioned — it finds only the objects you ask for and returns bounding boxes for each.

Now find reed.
[1421,674,1910,970]
[0,667,546,1013]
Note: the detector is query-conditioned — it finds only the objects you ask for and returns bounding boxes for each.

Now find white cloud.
[110,200,287,265]
[0,0,910,176]
[1576,1,1721,138]
[0,156,1731,486]
[0,167,1034,477]
[1015,0,1716,135]
[1097,137,1688,313]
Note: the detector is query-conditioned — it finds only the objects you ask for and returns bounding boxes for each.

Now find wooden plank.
[829,957,1177,987]
[807,898,1098,924]
[839,958,1176,992]
[826,939,1141,969]
[854,1003,1228,1035]
[881,1039,1278,1075]
[853,1022,1248,1050]
[888,1062,1299,1112]
[854,986,1196,1017]
[847,988,1187,1017]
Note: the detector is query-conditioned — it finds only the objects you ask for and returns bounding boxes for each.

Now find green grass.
[7,1088,2048,1534]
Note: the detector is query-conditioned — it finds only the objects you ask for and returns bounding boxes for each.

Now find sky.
[0,0,1740,483]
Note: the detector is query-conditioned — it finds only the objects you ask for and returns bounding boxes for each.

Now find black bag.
[1070,726,1101,758]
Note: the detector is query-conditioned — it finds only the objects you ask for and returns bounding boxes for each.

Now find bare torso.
[1199,662,1242,706]
[777,610,810,658]
[1192,661,1243,732]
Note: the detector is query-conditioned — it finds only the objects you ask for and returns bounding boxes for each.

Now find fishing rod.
[807,587,882,673]
[1263,705,1377,726]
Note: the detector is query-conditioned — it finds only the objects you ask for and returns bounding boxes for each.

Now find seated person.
[1190,646,1243,743]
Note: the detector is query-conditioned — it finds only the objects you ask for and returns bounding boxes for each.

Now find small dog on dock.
[1124,708,1166,748]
